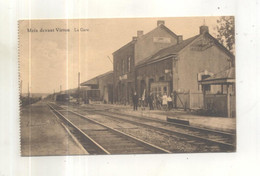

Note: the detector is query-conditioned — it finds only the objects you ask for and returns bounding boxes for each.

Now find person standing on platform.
[147,92,154,110]
[141,89,146,110]
[132,91,138,111]
[167,94,173,110]
[162,92,168,111]
[155,94,162,110]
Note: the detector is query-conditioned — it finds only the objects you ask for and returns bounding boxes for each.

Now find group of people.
[132,91,176,111]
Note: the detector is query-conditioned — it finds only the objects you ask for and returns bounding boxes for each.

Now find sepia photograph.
[19,17,236,156]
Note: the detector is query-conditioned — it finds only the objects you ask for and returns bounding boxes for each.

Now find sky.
[19,16,221,94]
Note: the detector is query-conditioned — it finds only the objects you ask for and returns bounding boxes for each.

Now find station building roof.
[199,67,235,85]
[113,24,179,55]
[136,32,234,67]
[81,71,113,86]
[136,35,199,67]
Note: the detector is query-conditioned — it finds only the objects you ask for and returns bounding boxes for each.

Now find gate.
[175,90,203,110]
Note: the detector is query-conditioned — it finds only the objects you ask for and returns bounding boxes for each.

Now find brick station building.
[113,20,234,107]
[135,25,234,99]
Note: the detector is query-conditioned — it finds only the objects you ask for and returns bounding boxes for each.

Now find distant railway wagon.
[56,94,70,102]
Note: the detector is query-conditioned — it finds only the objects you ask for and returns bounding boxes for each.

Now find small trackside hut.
[199,67,236,118]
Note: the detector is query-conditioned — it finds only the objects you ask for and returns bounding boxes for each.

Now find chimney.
[137,30,143,37]
[200,25,209,34]
[177,35,183,44]
[157,20,165,27]
[132,36,137,41]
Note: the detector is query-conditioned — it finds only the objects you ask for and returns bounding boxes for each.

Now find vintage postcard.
[19,17,236,156]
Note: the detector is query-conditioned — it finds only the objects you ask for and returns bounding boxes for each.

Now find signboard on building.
[153,37,171,43]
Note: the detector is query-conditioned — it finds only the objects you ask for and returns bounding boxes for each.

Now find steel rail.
[67,104,235,150]
[78,103,235,136]
[90,110,236,150]
[78,104,235,140]
[53,103,235,151]
[49,103,171,154]
[68,110,172,154]
[104,111,236,144]
[48,103,110,154]
[110,111,236,136]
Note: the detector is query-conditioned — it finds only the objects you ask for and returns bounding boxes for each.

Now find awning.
[198,67,235,85]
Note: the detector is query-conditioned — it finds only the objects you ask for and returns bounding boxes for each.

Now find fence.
[230,94,236,117]
[175,91,203,110]
[204,94,227,116]
[176,90,236,117]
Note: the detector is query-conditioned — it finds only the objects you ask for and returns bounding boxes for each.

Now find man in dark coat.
[132,91,138,111]
[147,92,154,110]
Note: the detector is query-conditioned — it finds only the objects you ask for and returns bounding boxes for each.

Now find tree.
[215,16,235,54]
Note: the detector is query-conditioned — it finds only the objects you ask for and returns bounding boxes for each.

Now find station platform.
[84,103,236,134]
[20,101,86,156]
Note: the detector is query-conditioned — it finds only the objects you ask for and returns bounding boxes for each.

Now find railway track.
[66,104,236,152]
[48,103,171,155]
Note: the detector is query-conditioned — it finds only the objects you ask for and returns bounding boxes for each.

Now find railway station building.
[112,20,234,107]
[81,20,235,114]
[113,20,182,104]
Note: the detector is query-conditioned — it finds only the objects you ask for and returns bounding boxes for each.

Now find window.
[163,86,167,92]
[127,57,131,72]
[116,62,119,72]
[201,75,210,80]
[122,59,125,74]
[201,75,211,92]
